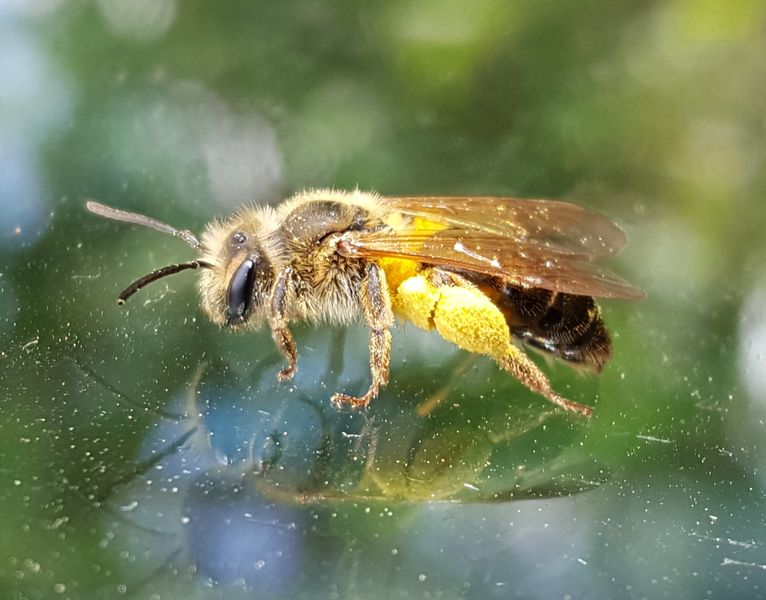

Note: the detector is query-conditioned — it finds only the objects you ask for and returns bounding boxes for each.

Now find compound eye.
[226,258,256,325]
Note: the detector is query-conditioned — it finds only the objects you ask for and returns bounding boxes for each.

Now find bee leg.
[495,346,592,417]
[408,268,592,417]
[269,266,298,382]
[331,263,393,409]
[272,326,298,382]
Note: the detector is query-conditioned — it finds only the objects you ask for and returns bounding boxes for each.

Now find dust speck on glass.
[1,2,765,599]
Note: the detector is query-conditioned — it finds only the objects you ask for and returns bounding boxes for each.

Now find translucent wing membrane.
[388,196,629,258]
[342,197,645,300]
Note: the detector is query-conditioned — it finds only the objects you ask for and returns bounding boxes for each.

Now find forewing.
[343,229,644,299]
[341,196,642,299]
[386,196,629,258]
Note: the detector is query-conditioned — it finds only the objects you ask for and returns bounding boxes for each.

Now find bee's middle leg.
[331,263,393,409]
[269,266,298,381]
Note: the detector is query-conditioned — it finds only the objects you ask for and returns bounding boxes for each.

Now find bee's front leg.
[269,266,298,382]
[331,263,394,409]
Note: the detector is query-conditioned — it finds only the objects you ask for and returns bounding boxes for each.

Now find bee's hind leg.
[269,266,298,382]
[406,267,592,417]
[495,346,592,417]
[331,263,393,409]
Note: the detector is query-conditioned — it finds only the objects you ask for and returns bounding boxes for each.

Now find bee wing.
[341,197,645,300]
[387,196,629,258]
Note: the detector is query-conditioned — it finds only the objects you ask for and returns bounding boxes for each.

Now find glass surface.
[2,2,765,598]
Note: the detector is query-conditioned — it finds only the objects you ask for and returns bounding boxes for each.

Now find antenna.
[85,200,202,249]
[117,260,210,305]
[85,200,212,303]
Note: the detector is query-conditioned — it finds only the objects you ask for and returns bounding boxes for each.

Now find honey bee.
[86,190,644,416]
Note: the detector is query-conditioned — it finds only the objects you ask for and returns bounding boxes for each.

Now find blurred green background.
[2,0,766,598]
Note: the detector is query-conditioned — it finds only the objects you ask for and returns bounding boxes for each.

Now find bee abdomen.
[495,286,612,371]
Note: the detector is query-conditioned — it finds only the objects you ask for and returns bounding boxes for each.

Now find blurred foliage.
[2,0,766,598]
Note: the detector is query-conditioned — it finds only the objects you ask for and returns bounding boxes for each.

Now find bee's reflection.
[78,328,605,594]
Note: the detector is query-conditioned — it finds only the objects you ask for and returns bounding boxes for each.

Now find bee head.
[197,208,278,329]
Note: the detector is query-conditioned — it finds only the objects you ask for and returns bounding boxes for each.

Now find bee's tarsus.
[330,392,372,410]
[276,365,296,382]
[548,393,593,417]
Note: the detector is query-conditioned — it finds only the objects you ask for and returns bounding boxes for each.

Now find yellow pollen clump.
[391,272,511,359]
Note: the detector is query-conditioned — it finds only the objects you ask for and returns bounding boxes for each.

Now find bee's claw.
[551,394,593,417]
[331,392,371,410]
[277,366,296,382]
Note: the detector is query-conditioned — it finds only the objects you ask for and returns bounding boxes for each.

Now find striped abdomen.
[481,282,612,371]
